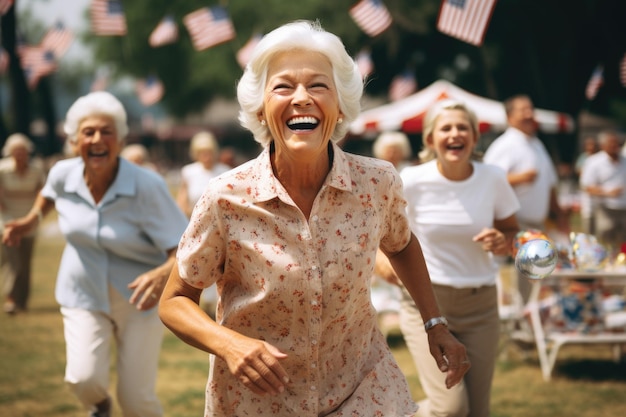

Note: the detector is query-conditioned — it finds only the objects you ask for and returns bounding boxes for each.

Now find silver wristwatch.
[424,316,448,331]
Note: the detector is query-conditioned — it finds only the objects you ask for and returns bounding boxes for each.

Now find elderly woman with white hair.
[372,130,413,170]
[0,133,46,314]
[159,21,469,417]
[2,91,188,417]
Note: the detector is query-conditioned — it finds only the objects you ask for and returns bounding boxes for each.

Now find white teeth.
[287,116,318,125]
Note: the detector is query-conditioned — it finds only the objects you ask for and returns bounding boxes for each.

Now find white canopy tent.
[349,80,576,136]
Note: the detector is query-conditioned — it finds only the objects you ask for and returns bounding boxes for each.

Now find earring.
[337,117,343,124]
[260,120,266,126]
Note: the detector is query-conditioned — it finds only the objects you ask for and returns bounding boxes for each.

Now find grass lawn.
[1,217,626,416]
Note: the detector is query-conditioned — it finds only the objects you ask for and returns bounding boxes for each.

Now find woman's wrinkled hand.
[222,335,290,396]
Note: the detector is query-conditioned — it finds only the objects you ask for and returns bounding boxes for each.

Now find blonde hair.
[419,99,480,163]
[189,131,219,160]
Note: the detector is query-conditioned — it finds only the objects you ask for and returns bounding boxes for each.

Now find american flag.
[355,48,373,79]
[91,0,127,36]
[18,45,57,89]
[0,0,13,16]
[585,65,603,100]
[388,70,417,102]
[349,0,393,37]
[620,53,626,87]
[183,6,236,51]
[437,0,498,46]
[0,48,9,75]
[136,76,164,106]
[236,33,262,68]
[40,22,74,60]
[149,15,178,47]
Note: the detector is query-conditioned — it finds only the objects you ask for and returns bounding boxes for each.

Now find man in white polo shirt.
[484,94,569,303]
[580,130,626,250]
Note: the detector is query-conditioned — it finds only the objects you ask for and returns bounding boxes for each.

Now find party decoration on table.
[511,229,550,258]
[515,239,558,280]
[569,232,609,272]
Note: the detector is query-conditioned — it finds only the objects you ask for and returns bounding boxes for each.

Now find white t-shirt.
[401,160,520,288]
[483,127,558,225]
[580,151,626,209]
[180,161,231,207]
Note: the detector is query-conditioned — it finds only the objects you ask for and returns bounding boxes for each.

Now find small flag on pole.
[236,33,262,68]
[437,0,497,46]
[136,76,164,106]
[0,0,13,15]
[183,6,236,51]
[355,48,374,79]
[40,22,74,60]
[349,0,393,37]
[585,65,603,100]
[388,69,417,102]
[149,15,178,47]
[18,45,57,89]
[91,0,127,36]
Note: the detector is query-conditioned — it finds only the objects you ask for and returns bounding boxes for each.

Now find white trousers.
[61,286,164,417]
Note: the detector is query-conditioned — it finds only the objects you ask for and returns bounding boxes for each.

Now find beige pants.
[61,285,164,417]
[400,284,499,417]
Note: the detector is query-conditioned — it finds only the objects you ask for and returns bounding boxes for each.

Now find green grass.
[1,218,626,416]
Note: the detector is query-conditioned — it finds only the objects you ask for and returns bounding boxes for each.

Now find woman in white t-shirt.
[399,100,520,417]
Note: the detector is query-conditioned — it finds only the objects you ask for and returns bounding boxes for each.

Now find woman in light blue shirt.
[2,91,188,417]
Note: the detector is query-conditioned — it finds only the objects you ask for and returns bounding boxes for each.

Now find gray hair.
[372,131,412,160]
[2,133,34,157]
[419,99,480,163]
[63,91,128,143]
[236,20,363,148]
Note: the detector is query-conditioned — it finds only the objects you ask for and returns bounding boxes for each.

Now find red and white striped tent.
[349,80,576,136]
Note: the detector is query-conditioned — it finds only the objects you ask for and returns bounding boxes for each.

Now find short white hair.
[236,20,363,148]
[189,131,219,160]
[63,91,128,143]
[372,131,412,160]
[2,133,34,157]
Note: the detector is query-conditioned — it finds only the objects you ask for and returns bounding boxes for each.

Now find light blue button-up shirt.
[42,157,188,313]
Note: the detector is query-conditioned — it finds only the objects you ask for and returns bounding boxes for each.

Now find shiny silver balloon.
[515,239,558,280]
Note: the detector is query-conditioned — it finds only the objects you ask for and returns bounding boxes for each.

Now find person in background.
[372,130,414,170]
[575,136,599,177]
[575,136,599,234]
[389,100,519,417]
[176,131,231,317]
[2,91,188,417]
[120,143,158,172]
[158,20,469,417]
[483,94,568,304]
[580,130,626,251]
[370,131,413,335]
[176,131,231,218]
[0,133,46,314]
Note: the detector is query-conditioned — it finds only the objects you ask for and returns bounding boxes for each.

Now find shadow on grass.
[555,359,626,381]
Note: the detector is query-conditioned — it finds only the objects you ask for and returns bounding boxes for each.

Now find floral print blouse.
[178,142,418,417]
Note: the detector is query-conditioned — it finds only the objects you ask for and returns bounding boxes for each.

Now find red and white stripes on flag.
[236,33,262,68]
[585,65,603,100]
[18,45,57,89]
[149,15,178,47]
[388,70,417,102]
[437,0,497,46]
[91,0,127,36]
[40,22,74,60]
[183,6,236,51]
[0,0,13,15]
[136,76,164,106]
[349,0,392,37]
